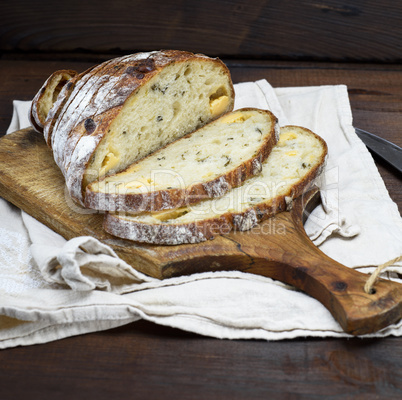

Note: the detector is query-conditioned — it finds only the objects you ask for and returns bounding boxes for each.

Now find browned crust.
[60,50,235,205]
[44,59,119,149]
[43,66,95,147]
[29,107,44,134]
[43,77,75,146]
[84,108,278,212]
[49,56,126,158]
[29,69,77,134]
[103,126,328,245]
[65,107,122,204]
[56,55,141,173]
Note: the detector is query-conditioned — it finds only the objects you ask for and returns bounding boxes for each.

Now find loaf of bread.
[103,126,328,245]
[30,50,235,205]
[85,108,279,212]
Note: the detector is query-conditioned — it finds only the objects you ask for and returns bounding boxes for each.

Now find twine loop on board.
[364,255,402,294]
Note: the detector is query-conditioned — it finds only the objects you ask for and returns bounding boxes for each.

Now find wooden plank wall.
[1,0,401,62]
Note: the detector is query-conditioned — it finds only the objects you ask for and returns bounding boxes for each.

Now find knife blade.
[355,128,402,174]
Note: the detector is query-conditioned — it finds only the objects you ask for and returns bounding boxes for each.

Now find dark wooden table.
[0,57,401,399]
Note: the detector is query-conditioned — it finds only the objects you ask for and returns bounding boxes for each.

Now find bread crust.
[84,108,279,212]
[29,69,77,134]
[103,126,328,245]
[51,56,125,168]
[43,65,96,147]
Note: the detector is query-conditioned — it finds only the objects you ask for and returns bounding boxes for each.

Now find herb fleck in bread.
[30,50,235,205]
[85,108,279,212]
[103,126,328,245]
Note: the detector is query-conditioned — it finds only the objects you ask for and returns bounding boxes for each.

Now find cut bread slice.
[85,108,279,212]
[104,126,328,245]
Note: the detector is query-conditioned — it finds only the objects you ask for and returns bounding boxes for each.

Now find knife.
[355,127,402,174]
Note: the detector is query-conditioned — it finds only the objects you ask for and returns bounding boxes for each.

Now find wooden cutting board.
[1,128,401,335]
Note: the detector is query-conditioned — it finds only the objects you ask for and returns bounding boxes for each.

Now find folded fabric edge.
[0,317,139,349]
[136,307,402,342]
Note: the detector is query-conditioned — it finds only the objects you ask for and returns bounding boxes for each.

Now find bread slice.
[103,126,328,245]
[31,50,235,206]
[29,69,77,134]
[85,108,279,212]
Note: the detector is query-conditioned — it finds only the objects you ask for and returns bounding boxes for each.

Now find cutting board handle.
[241,189,402,335]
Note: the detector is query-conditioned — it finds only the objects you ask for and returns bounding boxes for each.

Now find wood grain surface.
[0,58,401,399]
[0,320,400,400]
[1,0,401,62]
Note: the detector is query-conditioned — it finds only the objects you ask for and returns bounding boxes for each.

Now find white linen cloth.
[1,80,402,348]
